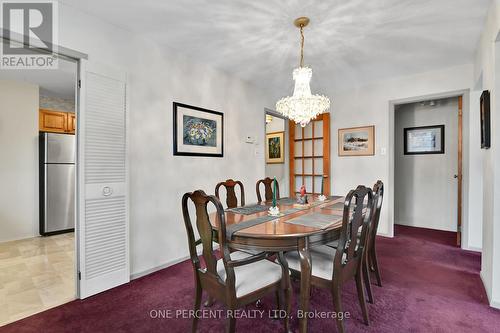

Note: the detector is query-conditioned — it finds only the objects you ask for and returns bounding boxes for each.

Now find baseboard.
[491,298,500,309]
[130,254,190,280]
[480,270,495,308]
[130,244,219,280]
[462,245,482,253]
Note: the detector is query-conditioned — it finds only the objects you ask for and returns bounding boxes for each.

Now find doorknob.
[453,174,458,179]
[102,186,113,196]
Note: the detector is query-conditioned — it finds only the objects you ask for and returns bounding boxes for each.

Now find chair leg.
[204,295,215,307]
[192,283,202,333]
[363,256,374,304]
[355,273,370,326]
[275,290,281,310]
[284,284,291,332]
[371,250,382,287]
[332,284,345,333]
[226,315,236,333]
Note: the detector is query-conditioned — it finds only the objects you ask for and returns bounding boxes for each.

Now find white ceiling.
[0,52,77,99]
[61,0,490,98]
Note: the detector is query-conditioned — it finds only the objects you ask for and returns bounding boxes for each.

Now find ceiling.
[61,0,490,98]
[0,51,77,99]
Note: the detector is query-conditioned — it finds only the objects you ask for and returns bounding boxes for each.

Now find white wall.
[265,116,288,196]
[328,64,482,252]
[40,95,75,112]
[394,98,458,232]
[473,0,500,309]
[0,80,39,242]
[54,4,271,277]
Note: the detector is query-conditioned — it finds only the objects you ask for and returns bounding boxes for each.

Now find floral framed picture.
[173,102,223,157]
[266,131,285,164]
[338,126,375,156]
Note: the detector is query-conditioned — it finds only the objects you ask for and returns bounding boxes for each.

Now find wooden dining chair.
[256,177,280,203]
[366,181,384,288]
[182,190,291,332]
[215,179,245,209]
[284,186,373,333]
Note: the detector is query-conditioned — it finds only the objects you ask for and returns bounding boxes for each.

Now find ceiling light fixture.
[276,17,330,127]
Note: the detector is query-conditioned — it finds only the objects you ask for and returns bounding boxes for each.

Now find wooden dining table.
[210,196,345,333]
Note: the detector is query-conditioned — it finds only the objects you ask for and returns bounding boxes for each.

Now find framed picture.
[266,131,285,164]
[480,90,491,149]
[404,125,444,155]
[173,102,223,157]
[338,126,375,156]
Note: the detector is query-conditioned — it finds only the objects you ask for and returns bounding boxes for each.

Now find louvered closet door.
[289,113,330,196]
[77,60,129,298]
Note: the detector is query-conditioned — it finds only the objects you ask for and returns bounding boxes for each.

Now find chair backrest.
[367,180,384,252]
[181,190,233,284]
[256,177,280,202]
[333,185,373,279]
[215,179,245,208]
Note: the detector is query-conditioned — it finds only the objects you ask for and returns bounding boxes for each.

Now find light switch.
[380,147,386,155]
[246,136,255,144]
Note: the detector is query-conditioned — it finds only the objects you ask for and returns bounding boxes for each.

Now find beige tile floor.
[0,233,75,326]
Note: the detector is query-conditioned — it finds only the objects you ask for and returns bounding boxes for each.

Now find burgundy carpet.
[2,225,500,332]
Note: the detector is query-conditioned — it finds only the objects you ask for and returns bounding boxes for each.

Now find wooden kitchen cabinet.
[67,113,76,133]
[39,109,76,134]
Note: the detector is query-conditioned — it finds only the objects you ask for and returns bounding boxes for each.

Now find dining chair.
[256,177,280,203]
[284,186,373,333]
[215,179,245,209]
[182,190,291,333]
[326,181,384,305]
[366,181,384,288]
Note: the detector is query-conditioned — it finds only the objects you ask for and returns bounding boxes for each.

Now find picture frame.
[404,125,444,155]
[266,131,285,164]
[338,126,375,156]
[173,102,224,157]
[480,90,491,149]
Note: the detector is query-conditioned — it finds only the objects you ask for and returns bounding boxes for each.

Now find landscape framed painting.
[338,126,375,156]
[404,125,444,155]
[266,131,285,164]
[173,102,223,157]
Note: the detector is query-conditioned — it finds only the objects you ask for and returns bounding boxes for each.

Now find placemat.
[321,202,345,211]
[277,197,296,205]
[226,204,269,215]
[226,208,302,239]
[284,212,343,230]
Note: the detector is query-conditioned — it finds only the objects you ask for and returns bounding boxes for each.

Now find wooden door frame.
[457,96,463,246]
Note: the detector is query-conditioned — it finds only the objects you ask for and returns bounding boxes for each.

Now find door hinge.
[78,79,81,88]
[78,271,82,280]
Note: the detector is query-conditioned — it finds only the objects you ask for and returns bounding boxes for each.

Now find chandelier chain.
[299,25,305,67]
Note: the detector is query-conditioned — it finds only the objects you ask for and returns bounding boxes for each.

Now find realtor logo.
[1,0,58,69]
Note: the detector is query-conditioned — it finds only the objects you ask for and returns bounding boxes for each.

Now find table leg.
[298,238,311,333]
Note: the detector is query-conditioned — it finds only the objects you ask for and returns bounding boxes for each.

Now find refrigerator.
[39,132,76,235]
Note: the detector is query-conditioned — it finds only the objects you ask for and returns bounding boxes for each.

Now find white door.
[77,59,129,298]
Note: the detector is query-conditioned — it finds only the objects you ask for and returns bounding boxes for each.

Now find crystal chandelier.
[276,17,330,127]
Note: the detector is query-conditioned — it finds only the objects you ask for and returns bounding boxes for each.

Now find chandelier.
[276,17,330,127]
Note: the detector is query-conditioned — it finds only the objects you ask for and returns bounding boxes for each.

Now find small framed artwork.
[266,131,285,164]
[480,90,491,149]
[338,126,375,156]
[404,125,444,155]
[173,102,223,157]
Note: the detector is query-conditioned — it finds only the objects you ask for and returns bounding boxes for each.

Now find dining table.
[210,195,345,333]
